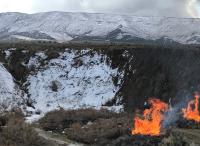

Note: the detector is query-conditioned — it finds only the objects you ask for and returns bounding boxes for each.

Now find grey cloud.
[31,0,200,17]
[32,0,84,12]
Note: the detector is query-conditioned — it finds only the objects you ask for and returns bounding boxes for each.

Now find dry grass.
[39,108,133,145]
[39,108,123,132]
[65,116,131,145]
[0,112,54,146]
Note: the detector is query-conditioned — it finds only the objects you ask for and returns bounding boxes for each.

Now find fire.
[182,92,200,122]
[132,99,168,136]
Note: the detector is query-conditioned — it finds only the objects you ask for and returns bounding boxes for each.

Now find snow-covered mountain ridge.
[0,11,200,44]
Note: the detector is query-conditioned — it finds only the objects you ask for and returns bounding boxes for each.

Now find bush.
[159,132,189,146]
[0,112,54,146]
[65,117,131,145]
[45,50,60,60]
[39,108,132,145]
[39,108,122,132]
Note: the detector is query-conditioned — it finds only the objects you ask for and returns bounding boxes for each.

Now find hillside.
[0,12,200,44]
[0,47,124,121]
[1,45,200,121]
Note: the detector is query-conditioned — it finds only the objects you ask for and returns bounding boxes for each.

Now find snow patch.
[0,63,21,111]
[25,49,120,118]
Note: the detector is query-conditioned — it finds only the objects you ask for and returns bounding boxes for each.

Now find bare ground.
[35,128,84,146]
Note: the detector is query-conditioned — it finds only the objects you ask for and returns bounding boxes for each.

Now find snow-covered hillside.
[25,49,120,112]
[0,12,200,44]
[0,48,122,120]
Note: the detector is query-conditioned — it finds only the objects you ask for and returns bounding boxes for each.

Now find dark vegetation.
[39,108,196,146]
[39,108,130,132]
[7,49,32,82]
[0,108,195,146]
[0,40,199,50]
[105,47,200,111]
[39,108,132,145]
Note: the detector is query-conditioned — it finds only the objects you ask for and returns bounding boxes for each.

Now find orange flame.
[132,99,168,136]
[182,92,200,122]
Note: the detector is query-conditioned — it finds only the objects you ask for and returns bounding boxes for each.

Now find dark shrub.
[65,117,131,145]
[39,108,122,132]
[46,50,60,60]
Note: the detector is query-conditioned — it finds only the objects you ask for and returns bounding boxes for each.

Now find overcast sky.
[0,0,199,18]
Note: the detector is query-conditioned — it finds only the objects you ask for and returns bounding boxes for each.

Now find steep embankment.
[106,47,200,110]
[0,56,23,112]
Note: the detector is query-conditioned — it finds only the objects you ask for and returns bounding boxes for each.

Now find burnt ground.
[104,47,200,111]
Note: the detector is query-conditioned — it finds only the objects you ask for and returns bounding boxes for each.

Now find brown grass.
[39,108,123,132]
[0,112,54,146]
[65,116,131,145]
[39,108,132,145]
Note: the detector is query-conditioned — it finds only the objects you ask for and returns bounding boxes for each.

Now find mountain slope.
[0,12,200,44]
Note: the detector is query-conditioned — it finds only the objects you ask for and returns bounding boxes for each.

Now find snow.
[25,49,121,120]
[0,63,21,111]
[0,64,14,97]
[27,52,47,68]
[10,35,51,42]
[10,35,36,41]
[4,48,16,59]
[0,47,123,121]
[0,12,200,44]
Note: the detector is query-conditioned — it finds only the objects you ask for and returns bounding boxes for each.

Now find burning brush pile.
[132,99,168,136]
[38,93,200,146]
[182,92,200,123]
[131,92,200,146]
[178,92,200,129]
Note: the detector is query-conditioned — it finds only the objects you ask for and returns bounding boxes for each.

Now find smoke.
[30,0,200,17]
[187,0,199,17]
[163,91,193,128]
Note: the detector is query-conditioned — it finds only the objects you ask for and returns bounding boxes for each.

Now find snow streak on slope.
[0,12,200,44]
[0,64,20,111]
[25,49,121,117]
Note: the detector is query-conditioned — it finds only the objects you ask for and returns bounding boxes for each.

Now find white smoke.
[187,0,199,17]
